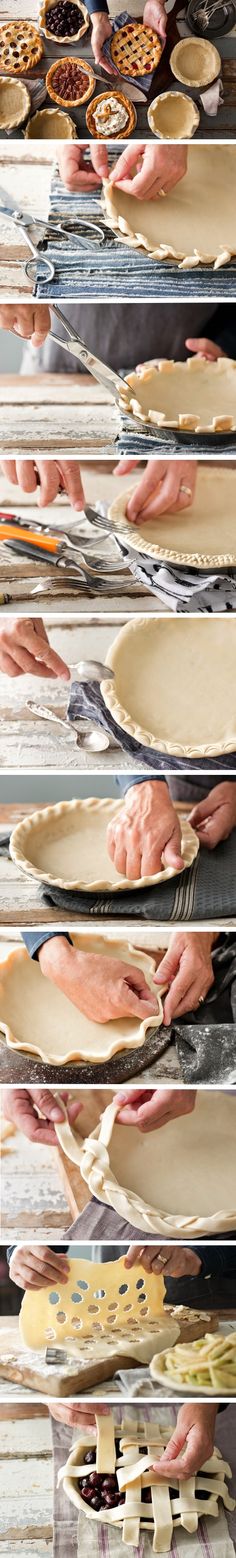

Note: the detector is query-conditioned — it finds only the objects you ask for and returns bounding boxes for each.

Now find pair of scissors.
[50,303,131,408]
[0,182,106,285]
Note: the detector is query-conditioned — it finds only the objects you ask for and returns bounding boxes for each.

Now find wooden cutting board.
[0,1311,219,1396]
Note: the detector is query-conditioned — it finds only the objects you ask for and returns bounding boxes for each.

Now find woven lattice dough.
[120,355,236,433]
[101,616,236,757]
[108,466,236,569]
[55,1091,236,1238]
[103,147,236,272]
[0,935,165,1066]
[10,798,198,892]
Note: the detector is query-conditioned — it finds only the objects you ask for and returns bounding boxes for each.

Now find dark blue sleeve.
[208,305,236,359]
[117,777,166,795]
[22,932,72,959]
[194,1247,236,1279]
[86,0,109,14]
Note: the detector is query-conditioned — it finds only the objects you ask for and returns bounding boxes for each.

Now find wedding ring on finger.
[179,484,192,497]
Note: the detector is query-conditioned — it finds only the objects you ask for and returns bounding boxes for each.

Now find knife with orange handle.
[0,518,84,568]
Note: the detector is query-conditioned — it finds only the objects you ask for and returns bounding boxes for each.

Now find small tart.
[0,75,31,130]
[148,90,200,139]
[46,55,95,106]
[120,354,236,433]
[101,616,236,758]
[10,797,198,893]
[170,37,221,87]
[25,105,77,138]
[110,21,162,76]
[108,466,236,570]
[40,0,88,43]
[86,89,136,138]
[0,21,43,75]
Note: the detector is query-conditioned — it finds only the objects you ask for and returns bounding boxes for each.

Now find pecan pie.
[46,55,95,105]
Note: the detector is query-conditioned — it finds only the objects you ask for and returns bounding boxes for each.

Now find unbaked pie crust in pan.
[10,798,198,893]
[55,1090,236,1236]
[101,616,236,758]
[120,356,236,433]
[103,147,236,272]
[108,466,236,570]
[0,935,165,1066]
[170,37,221,86]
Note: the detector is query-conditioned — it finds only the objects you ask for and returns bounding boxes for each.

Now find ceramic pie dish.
[0,21,43,74]
[24,105,77,138]
[103,146,236,272]
[108,466,236,570]
[0,934,165,1066]
[170,37,221,86]
[9,797,198,893]
[110,21,162,75]
[148,91,200,139]
[40,0,88,42]
[46,56,95,107]
[0,76,31,131]
[60,1413,235,1546]
[55,1089,236,1236]
[86,90,136,138]
[120,355,236,433]
[150,1331,236,1394]
[101,616,236,758]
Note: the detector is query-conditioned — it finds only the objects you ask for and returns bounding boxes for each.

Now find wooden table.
[0,1408,53,1555]
[0,147,53,298]
[0,375,120,457]
[2,0,236,138]
[0,1312,236,1403]
[0,466,155,612]
[0,1087,111,1240]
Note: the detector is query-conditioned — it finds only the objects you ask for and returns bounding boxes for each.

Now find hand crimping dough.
[0,935,165,1066]
[148,92,200,140]
[61,1412,236,1549]
[108,466,236,569]
[120,355,236,433]
[55,1090,236,1237]
[170,38,221,86]
[10,797,198,892]
[104,147,236,272]
[101,616,236,757]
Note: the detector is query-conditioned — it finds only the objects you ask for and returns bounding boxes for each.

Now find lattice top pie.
[60,1412,235,1548]
[0,21,43,74]
[110,21,162,76]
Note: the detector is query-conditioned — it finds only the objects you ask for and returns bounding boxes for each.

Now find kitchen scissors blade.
[0,183,106,284]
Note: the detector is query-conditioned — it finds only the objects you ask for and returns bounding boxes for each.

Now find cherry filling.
[46,1,84,34]
[78,1442,156,1514]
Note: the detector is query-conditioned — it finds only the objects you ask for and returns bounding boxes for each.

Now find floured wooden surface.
[0,151,53,297]
[0,1413,53,1554]
[0,376,119,455]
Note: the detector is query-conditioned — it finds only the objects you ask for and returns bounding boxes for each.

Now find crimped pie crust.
[86,90,136,138]
[55,1090,236,1236]
[46,56,95,106]
[120,355,236,432]
[0,21,43,75]
[148,91,200,139]
[108,466,236,569]
[170,37,221,87]
[10,797,198,893]
[110,21,162,76]
[103,147,236,272]
[25,106,77,138]
[0,935,165,1066]
[0,77,31,129]
[101,616,236,758]
[40,0,88,41]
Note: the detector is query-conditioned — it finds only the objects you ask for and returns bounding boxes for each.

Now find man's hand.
[144,0,167,40]
[58,143,109,191]
[116,1087,196,1130]
[110,144,187,198]
[155,931,215,1024]
[3,1088,82,1147]
[91,12,114,69]
[9,1245,70,1290]
[0,304,51,346]
[114,459,196,524]
[0,618,70,680]
[0,458,85,511]
[39,936,157,1022]
[189,782,236,849]
[107,781,183,881]
[186,337,225,361]
[152,1404,217,1478]
[49,1403,110,1428]
[125,1244,202,1277]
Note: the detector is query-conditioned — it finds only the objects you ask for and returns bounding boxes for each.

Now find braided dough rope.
[55,1091,236,1238]
[60,1412,236,1549]
[119,356,236,433]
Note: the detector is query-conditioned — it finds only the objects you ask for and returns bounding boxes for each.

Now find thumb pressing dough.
[0,934,166,1066]
[55,1090,236,1238]
[103,147,236,272]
